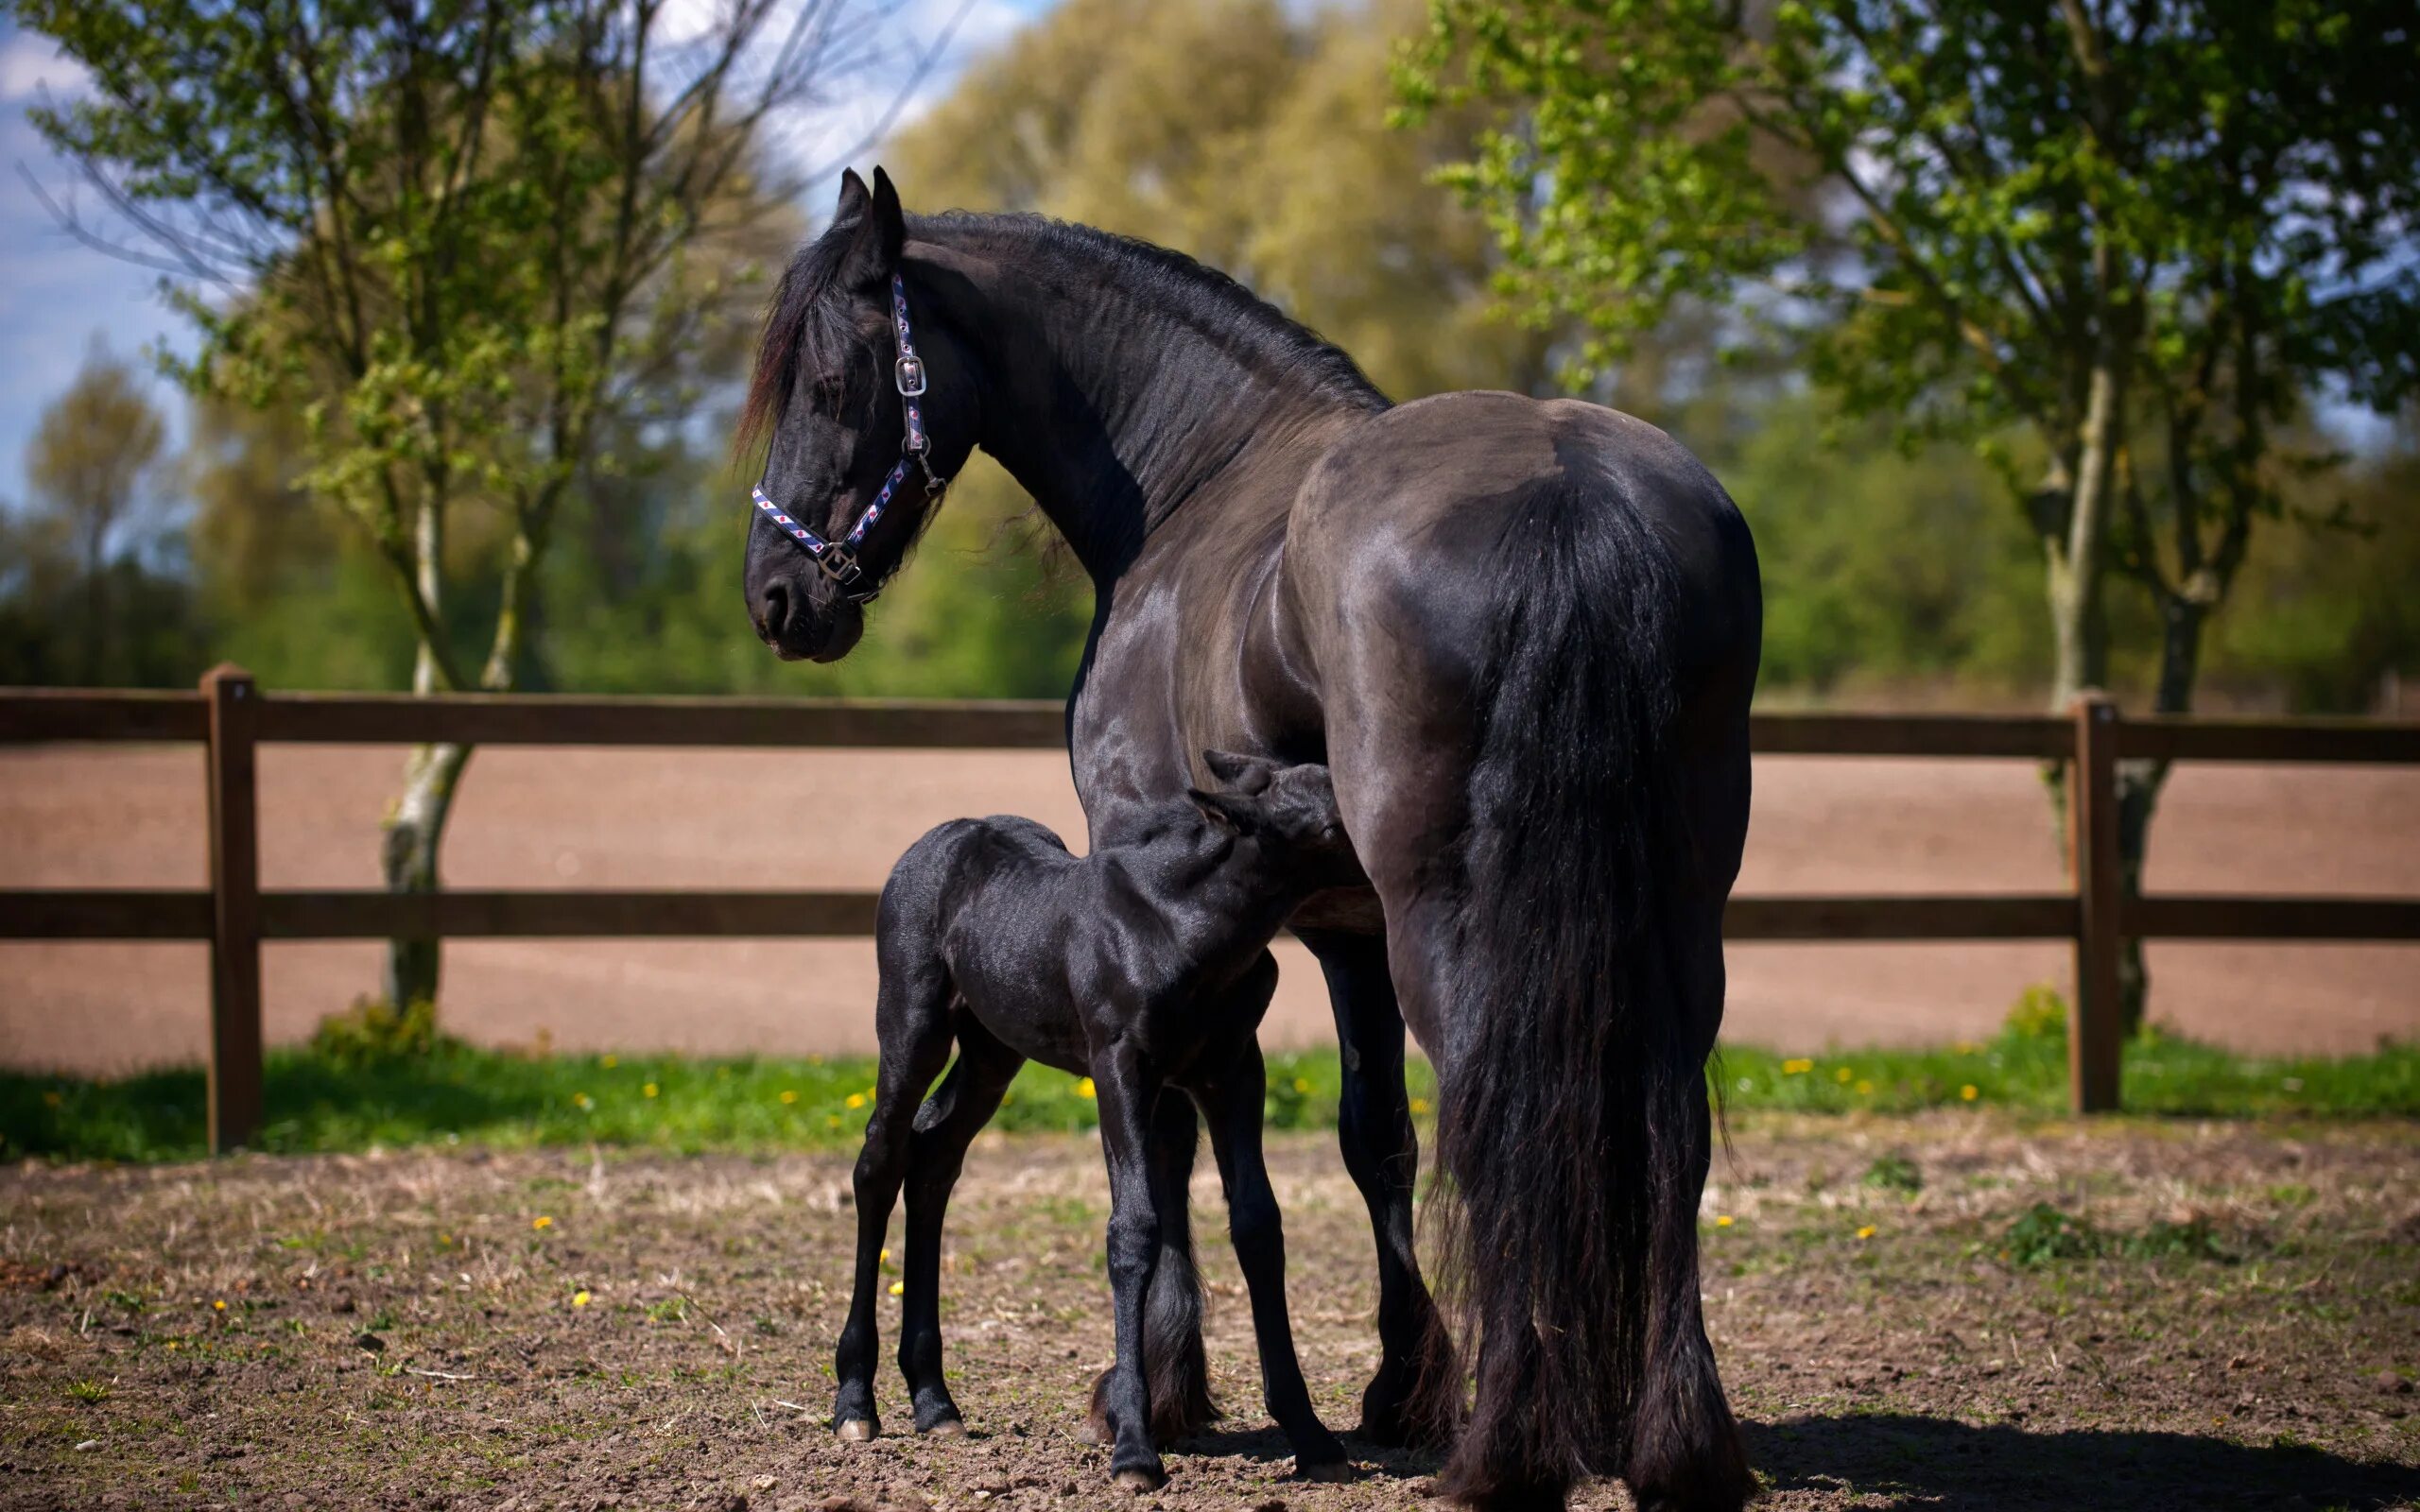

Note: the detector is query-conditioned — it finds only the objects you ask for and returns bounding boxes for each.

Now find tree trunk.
[2111,591,2207,1032]
[381,492,472,1014]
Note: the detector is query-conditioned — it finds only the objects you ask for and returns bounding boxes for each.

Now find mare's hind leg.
[1197,1035,1350,1479]
[1086,1095,1219,1447]
[896,1022,1022,1435]
[833,943,958,1440]
[1297,929,1454,1448]
[1623,920,1751,1511]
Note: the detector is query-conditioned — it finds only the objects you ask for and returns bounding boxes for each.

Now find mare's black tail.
[1429,479,1749,1508]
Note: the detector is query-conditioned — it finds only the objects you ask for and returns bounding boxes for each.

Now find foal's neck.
[909,217,1385,583]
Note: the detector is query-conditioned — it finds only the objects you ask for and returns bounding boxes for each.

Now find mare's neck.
[908,219,1383,584]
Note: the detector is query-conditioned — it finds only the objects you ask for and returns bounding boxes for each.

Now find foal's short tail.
[1429,479,1748,1507]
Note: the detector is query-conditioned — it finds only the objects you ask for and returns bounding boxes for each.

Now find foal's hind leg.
[833,948,957,1440]
[896,1023,1022,1435]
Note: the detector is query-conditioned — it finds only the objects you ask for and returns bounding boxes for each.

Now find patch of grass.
[1861,1152,1924,1194]
[1996,1202,2238,1267]
[5,989,2411,1162]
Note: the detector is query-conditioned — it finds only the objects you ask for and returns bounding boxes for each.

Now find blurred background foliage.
[3,0,2411,713]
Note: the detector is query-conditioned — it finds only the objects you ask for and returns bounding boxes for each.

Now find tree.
[1400,0,2420,1024]
[25,338,168,683]
[18,0,939,1017]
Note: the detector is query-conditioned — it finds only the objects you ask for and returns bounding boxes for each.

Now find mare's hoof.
[1113,1468,1167,1494]
[834,1418,876,1443]
[1296,1458,1356,1483]
[920,1416,967,1438]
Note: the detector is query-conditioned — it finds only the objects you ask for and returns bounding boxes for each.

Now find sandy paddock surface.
[2,744,2416,1074]
[2,1117,2416,1510]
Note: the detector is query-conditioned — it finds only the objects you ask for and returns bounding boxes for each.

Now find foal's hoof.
[1296,1458,1356,1484]
[834,1418,876,1442]
[1113,1467,1167,1494]
[920,1416,967,1438]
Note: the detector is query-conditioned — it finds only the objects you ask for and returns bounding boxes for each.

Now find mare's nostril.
[760,584,790,643]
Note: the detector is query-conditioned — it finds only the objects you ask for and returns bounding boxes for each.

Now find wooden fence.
[5,664,2417,1150]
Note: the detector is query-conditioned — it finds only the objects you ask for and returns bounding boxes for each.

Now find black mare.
[740,168,1762,1512]
[835,754,1361,1489]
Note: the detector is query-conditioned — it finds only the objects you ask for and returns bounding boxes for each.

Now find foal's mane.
[736,210,1389,455]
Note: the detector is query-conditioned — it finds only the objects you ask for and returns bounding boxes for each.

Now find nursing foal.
[833,752,1360,1489]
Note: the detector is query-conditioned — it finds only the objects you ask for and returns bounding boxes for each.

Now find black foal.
[831,752,1361,1490]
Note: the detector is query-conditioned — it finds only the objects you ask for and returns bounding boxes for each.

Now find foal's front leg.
[833,954,958,1440]
[1198,1040,1351,1479]
[1088,1042,1170,1491]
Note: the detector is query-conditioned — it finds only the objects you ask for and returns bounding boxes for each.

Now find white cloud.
[0,28,92,104]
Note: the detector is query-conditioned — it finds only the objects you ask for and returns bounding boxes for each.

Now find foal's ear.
[1200,748,1280,794]
[833,165,906,288]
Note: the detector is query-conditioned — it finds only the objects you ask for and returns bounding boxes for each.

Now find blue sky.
[0,2,1052,509]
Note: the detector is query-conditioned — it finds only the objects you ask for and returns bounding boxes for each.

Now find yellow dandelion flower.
[845,1092,867,1110]
[1834,1067,1854,1084]
[880,1247,891,1265]
[1292,1077,1313,1094]
[213,1299,227,1311]
[826,1115,842,1131]
[573,1290,592,1308]
[888,1281,905,1297]
[1782,1058,1813,1075]
[532,1215,554,1231]
[572,1092,593,1110]
[1855,1079,1874,1096]
[779,1090,799,1105]
[1952,1040,1981,1055]
[1715,1215,1734,1228]
[642,1083,659,1099]
[1409,1097,1431,1115]
[1961,1084,1980,1102]
[1075,1077,1097,1100]
[1855,1225,1877,1241]
[600,1055,618,1069]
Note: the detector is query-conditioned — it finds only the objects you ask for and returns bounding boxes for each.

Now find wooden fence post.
[202,664,262,1153]
[2069,692,2123,1114]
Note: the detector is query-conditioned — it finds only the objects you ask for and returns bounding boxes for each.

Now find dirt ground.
[2,1116,2416,1510]
[3,745,2418,1074]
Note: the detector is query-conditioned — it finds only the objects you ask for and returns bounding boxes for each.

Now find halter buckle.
[894,354,927,397]
[816,544,863,589]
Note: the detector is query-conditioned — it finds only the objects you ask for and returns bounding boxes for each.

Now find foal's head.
[1185,751,1358,886]
[737,167,977,662]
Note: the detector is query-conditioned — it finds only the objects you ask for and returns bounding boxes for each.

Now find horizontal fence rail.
[4,667,2416,1146]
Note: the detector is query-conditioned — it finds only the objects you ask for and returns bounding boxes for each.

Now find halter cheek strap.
[752,270,949,604]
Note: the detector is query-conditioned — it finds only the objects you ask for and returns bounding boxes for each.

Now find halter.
[752,271,948,603]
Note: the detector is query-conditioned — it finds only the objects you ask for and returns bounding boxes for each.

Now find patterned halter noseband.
[751,271,948,604]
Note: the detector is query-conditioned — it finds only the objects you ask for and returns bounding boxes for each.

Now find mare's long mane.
[736,211,1390,456]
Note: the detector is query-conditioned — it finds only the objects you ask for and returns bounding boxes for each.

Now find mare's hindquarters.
[1313,404,1757,1510]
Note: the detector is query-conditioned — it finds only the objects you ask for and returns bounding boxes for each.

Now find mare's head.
[738,167,977,662]
[1185,751,1357,885]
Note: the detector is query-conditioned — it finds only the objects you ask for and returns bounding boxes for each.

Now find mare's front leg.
[1296,928,1453,1447]
[1088,1042,1171,1491]
[1197,1037,1351,1480]
[834,939,959,1440]
[896,1022,1023,1435]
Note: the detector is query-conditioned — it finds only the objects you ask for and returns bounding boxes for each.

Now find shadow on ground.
[1749,1413,2420,1510]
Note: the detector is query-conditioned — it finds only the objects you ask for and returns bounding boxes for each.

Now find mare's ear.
[835,167,872,223]
[1187,787,1267,836]
[1201,748,1280,794]
[834,165,907,289]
